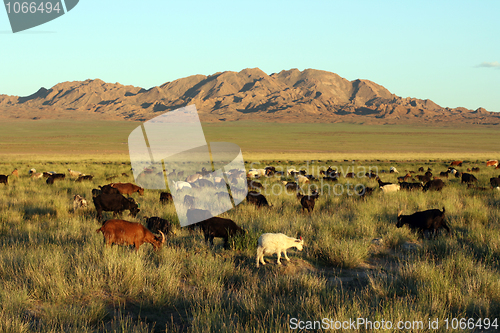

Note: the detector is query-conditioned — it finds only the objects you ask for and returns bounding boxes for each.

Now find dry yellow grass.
[1,120,499,161]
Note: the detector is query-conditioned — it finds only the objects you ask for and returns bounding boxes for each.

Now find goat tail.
[96,227,103,234]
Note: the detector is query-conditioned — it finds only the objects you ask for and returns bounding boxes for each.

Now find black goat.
[357,186,374,198]
[265,166,276,176]
[439,171,449,178]
[283,182,299,192]
[184,195,195,208]
[99,184,120,195]
[246,191,271,207]
[376,176,392,187]
[298,191,319,213]
[400,182,424,191]
[397,207,450,238]
[0,175,9,185]
[415,174,432,183]
[247,180,264,190]
[198,216,246,249]
[160,192,173,204]
[423,179,445,191]
[93,193,140,221]
[76,175,94,182]
[195,178,215,188]
[145,216,173,236]
[50,173,66,180]
[461,173,478,184]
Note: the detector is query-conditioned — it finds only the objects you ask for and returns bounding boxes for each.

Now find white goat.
[247,168,266,178]
[68,169,82,178]
[175,181,192,190]
[73,194,88,210]
[247,170,258,178]
[31,172,43,179]
[296,174,309,185]
[256,233,304,267]
[185,174,202,183]
[390,166,399,174]
[256,168,266,177]
[380,184,400,193]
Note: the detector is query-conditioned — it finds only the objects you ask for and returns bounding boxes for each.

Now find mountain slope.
[0,68,498,125]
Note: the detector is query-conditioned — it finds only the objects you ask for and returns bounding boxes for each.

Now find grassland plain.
[0,157,499,332]
[0,120,499,160]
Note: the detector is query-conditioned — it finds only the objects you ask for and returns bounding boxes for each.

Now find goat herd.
[1,159,500,268]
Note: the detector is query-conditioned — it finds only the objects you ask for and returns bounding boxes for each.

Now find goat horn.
[159,230,165,243]
[397,210,403,217]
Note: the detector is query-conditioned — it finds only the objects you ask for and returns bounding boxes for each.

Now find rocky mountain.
[0,68,498,125]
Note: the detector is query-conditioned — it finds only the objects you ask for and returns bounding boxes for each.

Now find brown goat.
[486,160,498,167]
[110,182,144,196]
[96,219,165,251]
[397,173,412,182]
[298,190,319,213]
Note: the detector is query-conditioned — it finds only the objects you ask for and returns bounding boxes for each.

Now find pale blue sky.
[1,0,499,112]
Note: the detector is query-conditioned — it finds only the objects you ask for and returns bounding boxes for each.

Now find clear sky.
[1,0,499,112]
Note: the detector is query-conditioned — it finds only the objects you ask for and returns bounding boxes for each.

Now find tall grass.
[0,158,499,332]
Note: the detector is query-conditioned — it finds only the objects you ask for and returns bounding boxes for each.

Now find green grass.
[204,121,500,155]
[1,120,499,160]
[0,120,137,155]
[0,158,499,332]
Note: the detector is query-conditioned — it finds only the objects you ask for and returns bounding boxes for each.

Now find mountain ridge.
[1,68,498,125]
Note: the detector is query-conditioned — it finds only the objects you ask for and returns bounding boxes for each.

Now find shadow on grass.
[3,230,92,248]
[23,207,58,219]
[105,302,191,333]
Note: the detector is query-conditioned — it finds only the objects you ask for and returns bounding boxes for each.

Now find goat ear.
[397,210,403,217]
